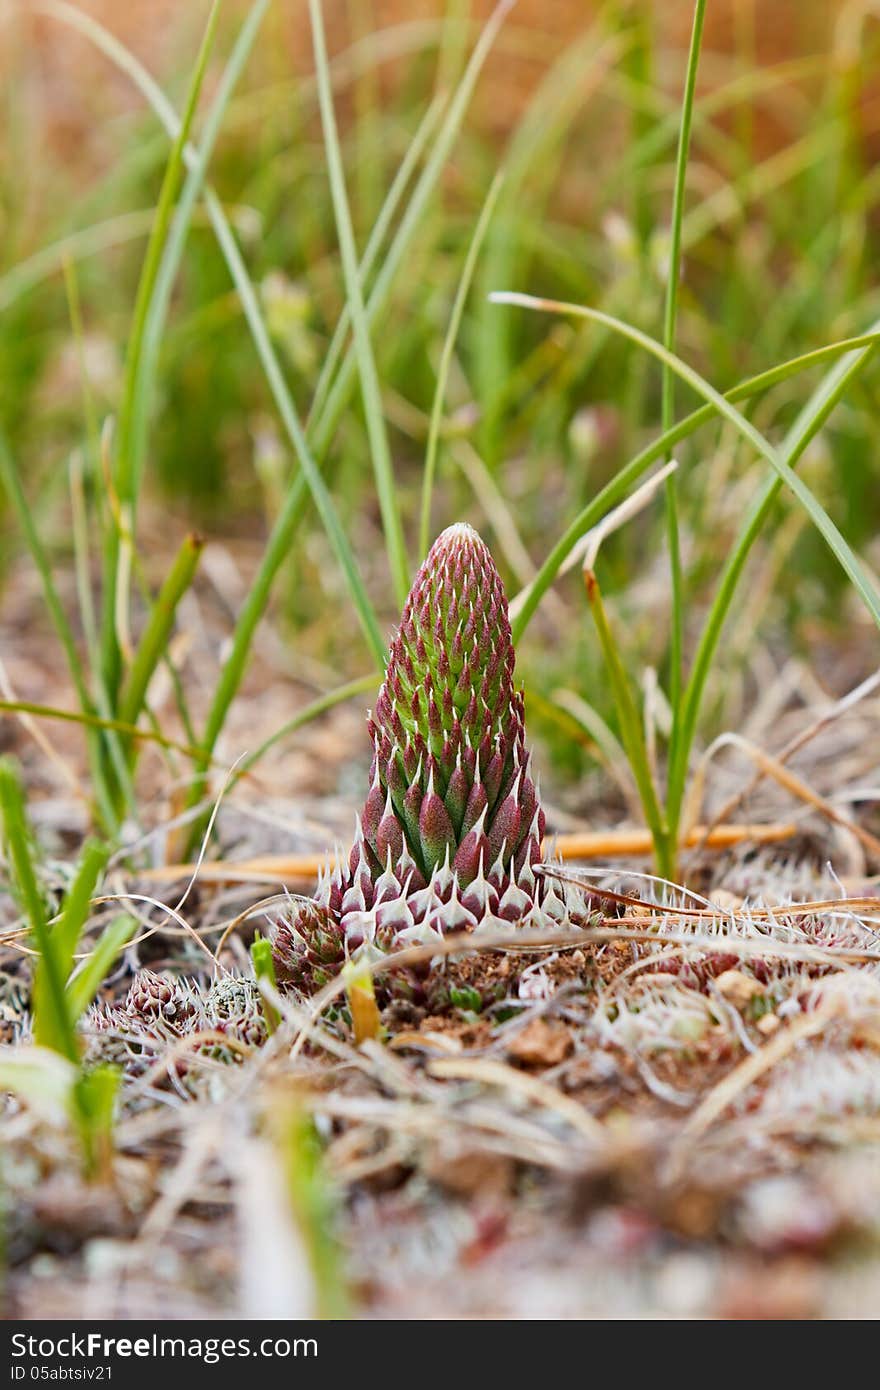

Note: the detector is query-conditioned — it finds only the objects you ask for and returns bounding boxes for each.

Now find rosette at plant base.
[271,523,590,994]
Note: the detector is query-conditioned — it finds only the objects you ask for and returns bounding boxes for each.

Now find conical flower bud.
[271,523,590,998]
[366,522,541,883]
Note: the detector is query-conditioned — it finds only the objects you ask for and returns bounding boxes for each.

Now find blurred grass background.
[2,0,879,812]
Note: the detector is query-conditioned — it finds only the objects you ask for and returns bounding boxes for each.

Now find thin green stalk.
[117,533,204,739]
[69,453,100,683]
[308,0,410,605]
[661,0,706,736]
[66,915,137,1021]
[666,329,880,833]
[131,0,270,509]
[111,0,220,500]
[307,0,515,465]
[73,1066,119,1182]
[307,92,445,436]
[251,934,280,1034]
[508,329,880,641]
[419,171,503,557]
[33,841,109,1048]
[61,257,101,468]
[0,430,126,827]
[47,841,111,987]
[584,573,669,867]
[69,385,195,774]
[0,698,212,762]
[0,760,77,1063]
[272,1105,349,1320]
[102,0,220,703]
[232,673,379,783]
[435,0,471,92]
[494,294,880,634]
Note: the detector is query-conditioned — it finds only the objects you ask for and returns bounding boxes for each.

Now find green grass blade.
[494,293,880,632]
[307,92,446,447]
[307,0,515,464]
[69,452,100,678]
[113,0,220,506]
[273,1104,349,1320]
[585,574,668,866]
[661,0,707,732]
[308,0,410,605]
[0,430,128,827]
[72,1064,120,1181]
[0,760,77,1062]
[0,699,214,763]
[131,0,270,508]
[102,0,220,703]
[66,914,138,1022]
[0,208,157,314]
[233,673,380,783]
[34,841,110,1046]
[49,841,111,987]
[419,170,504,558]
[666,329,880,829]
[117,532,203,737]
[507,330,880,642]
[251,933,280,1034]
[0,431,90,711]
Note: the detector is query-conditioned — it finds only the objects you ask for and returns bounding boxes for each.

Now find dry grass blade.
[696,668,880,849]
[568,459,679,576]
[135,821,798,886]
[539,863,880,926]
[686,729,880,861]
[580,924,880,967]
[427,1056,606,1144]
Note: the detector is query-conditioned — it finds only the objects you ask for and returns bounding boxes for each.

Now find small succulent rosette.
[272,523,589,994]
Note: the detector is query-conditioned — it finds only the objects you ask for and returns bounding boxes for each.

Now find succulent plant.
[125,969,193,1024]
[271,523,590,995]
[86,972,266,1078]
[202,974,268,1049]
